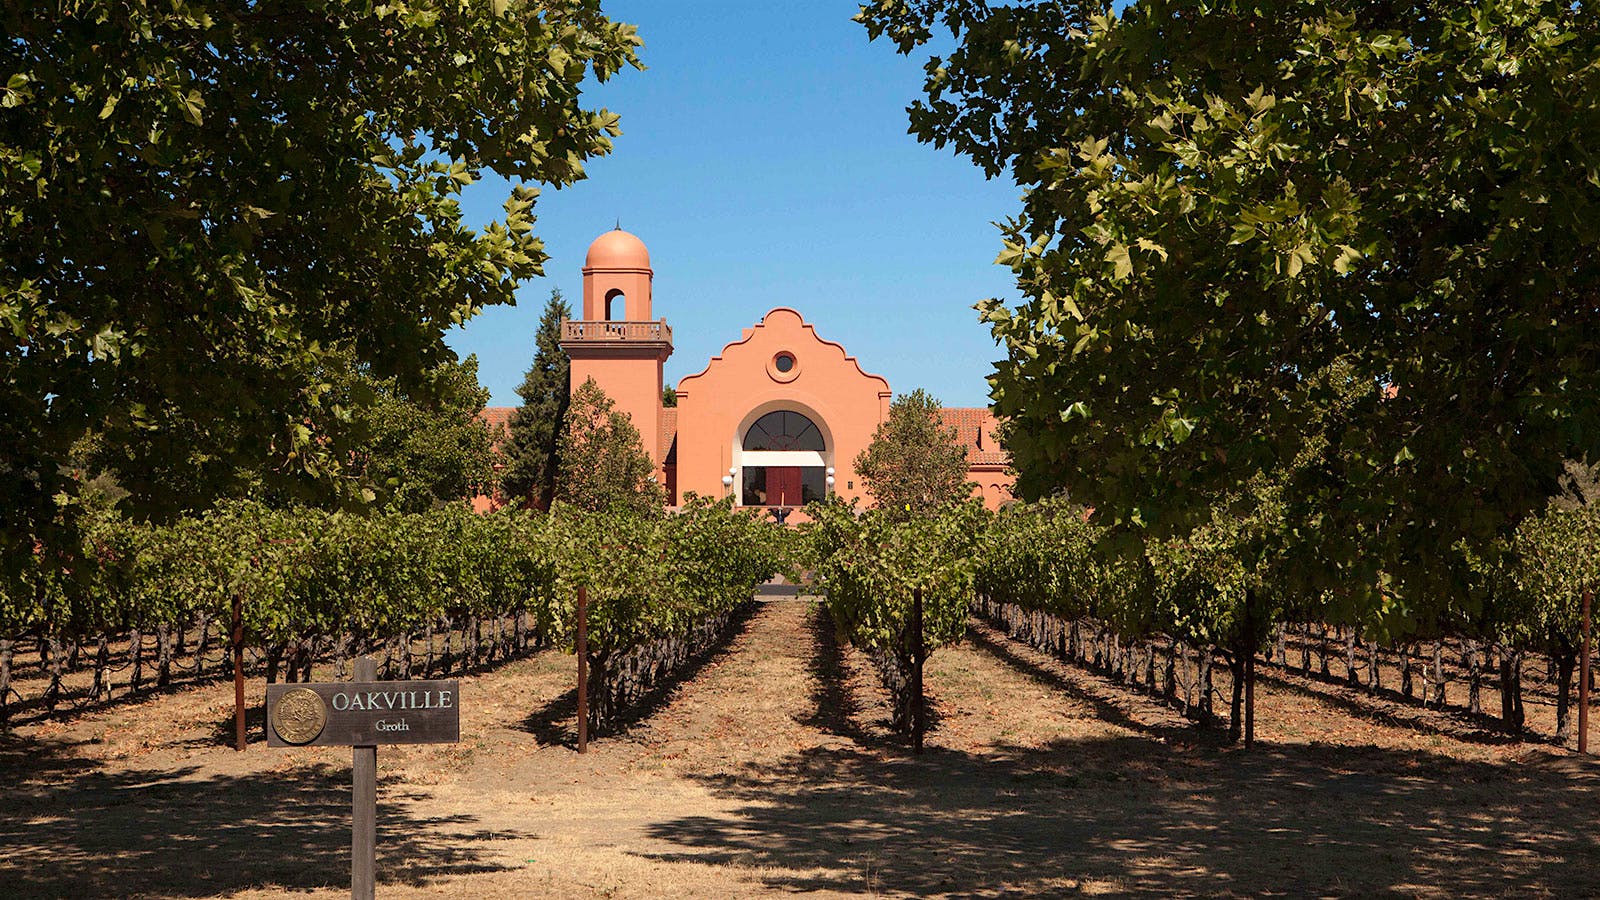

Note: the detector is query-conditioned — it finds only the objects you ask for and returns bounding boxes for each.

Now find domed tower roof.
[585,228,651,270]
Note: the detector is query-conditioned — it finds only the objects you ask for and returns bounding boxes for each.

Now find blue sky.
[447,0,1022,409]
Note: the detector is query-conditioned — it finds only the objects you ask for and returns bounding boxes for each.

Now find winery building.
[481,229,1013,512]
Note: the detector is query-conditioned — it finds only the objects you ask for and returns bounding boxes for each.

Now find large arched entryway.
[735,409,830,508]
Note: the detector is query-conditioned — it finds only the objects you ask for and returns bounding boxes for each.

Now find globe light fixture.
[721,474,734,487]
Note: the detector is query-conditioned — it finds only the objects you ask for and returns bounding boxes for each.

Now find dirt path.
[4,602,1600,898]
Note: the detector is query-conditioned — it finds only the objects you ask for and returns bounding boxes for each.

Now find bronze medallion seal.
[271,687,327,745]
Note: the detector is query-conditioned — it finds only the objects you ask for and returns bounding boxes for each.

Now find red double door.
[766,467,802,507]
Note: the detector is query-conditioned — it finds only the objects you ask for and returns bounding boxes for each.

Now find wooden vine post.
[576,586,589,754]
[912,586,925,754]
[352,656,378,900]
[265,654,459,900]
[1244,591,1256,750]
[1582,588,1592,755]
[233,589,246,751]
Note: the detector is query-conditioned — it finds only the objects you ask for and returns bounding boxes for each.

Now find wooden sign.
[266,660,459,900]
[265,679,460,747]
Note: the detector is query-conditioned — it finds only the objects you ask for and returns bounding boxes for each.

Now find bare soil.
[3,600,1597,898]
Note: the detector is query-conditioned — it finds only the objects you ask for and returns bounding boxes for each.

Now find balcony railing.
[561,319,673,344]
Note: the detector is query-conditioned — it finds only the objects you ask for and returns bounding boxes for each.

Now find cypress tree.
[501,289,572,508]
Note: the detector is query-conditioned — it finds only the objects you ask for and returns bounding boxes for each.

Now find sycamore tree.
[1,1,642,564]
[554,377,660,516]
[855,389,971,520]
[858,1,1600,600]
[348,357,499,513]
[81,353,499,514]
[502,288,572,509]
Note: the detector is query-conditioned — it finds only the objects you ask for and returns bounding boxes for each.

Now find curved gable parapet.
[678,307,892,392]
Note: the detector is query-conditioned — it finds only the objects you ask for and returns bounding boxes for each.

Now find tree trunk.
[399,632,412,680]
[1320,623,1331,677]
[1430,642,1446,709]
[1164,639,1177,699]
[265,642,282,684]
[1500,648,1525,733]
[1346,627,1360,687]
[1273,624,1286,666]
[1245,645,1257,748]
[44,633,64,712]
[0,638,11,723]
[195,614,211,676]
[129,626,144,693]
[156,622,173,687]
[1467,640,1483,715]
[1555,645,1577,743]
[1400,644,1414,699]
[1301,623,1311,674]
[1228,653,1245,743]
[218,616,234,678]
[423,623,435,677]
[1366,638,1381,693]
[1180,643,1193,713]
[92,633,111,701]
[442,619,456,674]
[1198,649,1214,720]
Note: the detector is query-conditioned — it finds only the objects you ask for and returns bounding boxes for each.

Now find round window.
[767,350,801,383]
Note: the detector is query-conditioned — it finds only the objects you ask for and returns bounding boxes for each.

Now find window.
[742,410,824,452]
[767,350,801,382]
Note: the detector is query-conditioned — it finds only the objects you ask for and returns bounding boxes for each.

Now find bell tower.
[560,228,673,472]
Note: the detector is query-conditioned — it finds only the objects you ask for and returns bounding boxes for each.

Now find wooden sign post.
[266,657,460,899]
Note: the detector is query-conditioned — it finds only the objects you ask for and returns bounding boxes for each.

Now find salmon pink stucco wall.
[536,229,1014,515]
[561,228,672,473]
[674,308,891,508]
[567,353,668,469]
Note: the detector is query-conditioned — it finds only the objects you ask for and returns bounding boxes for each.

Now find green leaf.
[1104,242,1133,281]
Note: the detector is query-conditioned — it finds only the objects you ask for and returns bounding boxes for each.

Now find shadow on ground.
[641,609,1600,897]
[521,599,762,748]
[0,735,525,899]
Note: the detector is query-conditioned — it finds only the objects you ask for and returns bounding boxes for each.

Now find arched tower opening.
[561,228,672,479]
[582,228,653,321]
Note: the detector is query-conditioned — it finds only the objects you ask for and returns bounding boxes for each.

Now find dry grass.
[3,601,1597,898]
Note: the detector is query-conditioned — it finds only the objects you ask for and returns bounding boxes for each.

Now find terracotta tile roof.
[941,407,1010,467]
[481,405,1001,468]
[478,407,515,452]
[660,407,678,462]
